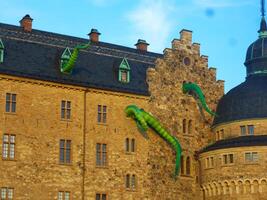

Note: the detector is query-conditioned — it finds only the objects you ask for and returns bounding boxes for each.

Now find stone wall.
[146,30,224,200]
[200,146,267,200]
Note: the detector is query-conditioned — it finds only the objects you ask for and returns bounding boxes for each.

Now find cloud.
[127,0,175,53]
[194,0,254,8]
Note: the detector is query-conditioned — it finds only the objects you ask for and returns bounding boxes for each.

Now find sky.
[0,0,261,92]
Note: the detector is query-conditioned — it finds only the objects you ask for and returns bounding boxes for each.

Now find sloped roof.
[0,22,162,95]
[199,135,267,153]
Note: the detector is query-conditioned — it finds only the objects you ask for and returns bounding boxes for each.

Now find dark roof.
[0,22,162,95]
[213,76,267,126]
[199,135,267,153]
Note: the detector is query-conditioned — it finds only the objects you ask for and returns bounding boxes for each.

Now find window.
[125,138,135,153]
[245,152,258,162]
[182,119,186,134]
[96,193,107,200]
[61,100,71,120]
[96,143,107,166]
[60,47,72,73]
[248,125,254,135]
[59,140,71,164]
[220,129,224,139]
[240,125,254,136]
[97,105,107,123]
[205,156,214,168]
[2,134,15,160]
[1,187,13,200]
[125,138,130,152]
[180,156,184,175]
[58,191,70,200]
[0,39,4,63]
[186,156,191,175]
[240,126,246,136]
[188,120,192,134]
[118,58,130,83]
[5,93,16,113]
[125,174,136,190]
[222,154,234,165]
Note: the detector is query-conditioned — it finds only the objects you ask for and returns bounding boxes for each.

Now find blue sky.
[0,0,261,92]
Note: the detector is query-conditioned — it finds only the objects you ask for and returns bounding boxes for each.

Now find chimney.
[135,39,149,51]
[20,14,33,32]
[88,29,101,43]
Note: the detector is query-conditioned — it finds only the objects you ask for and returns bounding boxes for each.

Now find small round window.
[183,57,191,66]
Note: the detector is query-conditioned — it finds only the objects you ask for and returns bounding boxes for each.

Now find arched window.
[131,175,136,189]
[182,119,186,134]
[188,120,192,134]
[186,156,191,175]
[180,155,184,175]
[131,139,135,152]
[126,174,130,188]
[125,138,129,152]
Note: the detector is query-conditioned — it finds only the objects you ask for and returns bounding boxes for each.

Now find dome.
[213,76,267,126]
[213,16,267,126]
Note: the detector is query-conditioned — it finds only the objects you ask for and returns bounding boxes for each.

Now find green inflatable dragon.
[125,105,182,178]
[182,82,217,117]
[60,43,90,73]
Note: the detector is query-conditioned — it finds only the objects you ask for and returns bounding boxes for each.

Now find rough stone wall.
[146,29,224,200]
[200,147,267,200]
[0,75,84,199]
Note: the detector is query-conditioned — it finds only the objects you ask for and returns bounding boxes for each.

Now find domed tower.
[199,1,267,199]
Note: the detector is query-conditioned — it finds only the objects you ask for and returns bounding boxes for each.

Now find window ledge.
[180,175,193,178]
[60,119,72,122]
[96,165,109,169]
[4,112,17,115]
[59,162,73,166]
[97,123,108,126]
[125,152,136,155]
[2,158,16,161]
[126,188,137,192]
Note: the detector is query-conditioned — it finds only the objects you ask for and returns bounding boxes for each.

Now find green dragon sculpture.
[125,105,182,178]
[182,82,217,117]
[60,43,90,74]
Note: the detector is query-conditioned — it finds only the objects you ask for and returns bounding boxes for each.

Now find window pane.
[131,139,135,152]
[103,106,107,113]
[229,154,234,163]
[97,113,101,123]
[125,138,129,152]
[66,149,71,163]
[11,94,16,102]
[61,109,65,119]
[103,113,106,123]
[66,109,71,119]
[96,194,101,200]
[240,126,246,136]
[66,101,71,109]
[1,188,7,198]
[10,135,15,143]
[66,140,71,149]
[61,101,66,108]
[96,144,101,166]
[245,153,251,162]
[58,192,63,200]
[126,174,130,188]
[252,152,258,161]
[248,125,254,135]
[60,149,65,163]
[11,102,16,112]
[102,194,107,200]
[102,152,106,166]
[60,140,65,148]
[3,143,8,158]
[223,155,227,164]
[8,188,13,199]
[6,93,10,101]
[5,101,10,112]
[3,134,9,142]
[65,192,70,200]
[121,71,128,82]
[98,105,101,112]
[102,144,106,152]
[9,144,15,159]
[131,175,136,189]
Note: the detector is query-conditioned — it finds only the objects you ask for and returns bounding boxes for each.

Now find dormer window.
[0,39,4,63]
[60,47,72,73]
[119,58,130,83]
